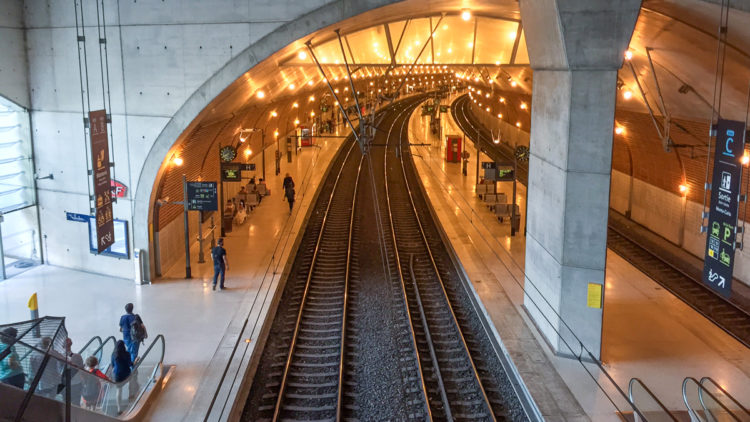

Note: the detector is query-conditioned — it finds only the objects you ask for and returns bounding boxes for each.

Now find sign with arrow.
[702,119,746,298]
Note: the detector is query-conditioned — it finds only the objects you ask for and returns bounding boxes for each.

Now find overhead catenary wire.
[73,0,95,212]
[701,0,731,227]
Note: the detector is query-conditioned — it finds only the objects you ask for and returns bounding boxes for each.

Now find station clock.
[220,145,237,162]
[514,145,530,163]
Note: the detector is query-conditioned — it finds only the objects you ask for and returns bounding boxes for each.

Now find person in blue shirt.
[0,327,25,389]
[111,340,133,414]
[119,303,137,361]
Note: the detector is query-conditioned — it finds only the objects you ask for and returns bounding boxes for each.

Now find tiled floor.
[0,134,345,421]
[409,96,750,420]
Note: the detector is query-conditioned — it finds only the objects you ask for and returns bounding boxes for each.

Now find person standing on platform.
[461,149,470,176]
[212,238,229,290]
[283,173,295,215]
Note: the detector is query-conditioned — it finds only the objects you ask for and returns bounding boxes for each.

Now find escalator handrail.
[699,377,750,416]
[87,335,116,371]
[76,335,103,356]
[683,377,741,421]
[628,378,678,421]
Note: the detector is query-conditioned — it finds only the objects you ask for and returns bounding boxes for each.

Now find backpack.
[130,315,147,343]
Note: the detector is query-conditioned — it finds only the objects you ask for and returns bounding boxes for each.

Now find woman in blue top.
[111,340,133,413]
[0,327,25,389]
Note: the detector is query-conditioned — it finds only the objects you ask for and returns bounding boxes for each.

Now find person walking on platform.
[212,238,229,290]
[283,173,295,215]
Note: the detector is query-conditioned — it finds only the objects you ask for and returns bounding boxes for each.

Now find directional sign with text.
[702,119,746,298]
[186,181,218,211]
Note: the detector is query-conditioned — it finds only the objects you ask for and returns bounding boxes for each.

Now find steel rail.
[272,140,359,422]
[381,101,435,419]
[336,154,364,421]
[393,98,498,421]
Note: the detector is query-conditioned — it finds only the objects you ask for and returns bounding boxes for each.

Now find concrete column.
[520,0,641,359]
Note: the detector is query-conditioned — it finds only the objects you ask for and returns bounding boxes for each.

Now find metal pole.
[511,158,517,237]
[210,215,216,249]
[475,129,480,186]
[64,364,71,422]
[0,212,5,280]
[182,175,192,279]
[261,130,266,180]
[220,179,225,237]
[197,211,205,263]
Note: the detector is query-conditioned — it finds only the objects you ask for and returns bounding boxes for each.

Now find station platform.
[408,96,750,419]
[0,134,346,421]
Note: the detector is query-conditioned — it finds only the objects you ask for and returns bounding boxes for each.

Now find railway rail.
[451,93,750,350]
[244,95,527,421]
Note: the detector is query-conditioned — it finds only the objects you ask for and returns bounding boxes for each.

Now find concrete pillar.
[520,0,641,359]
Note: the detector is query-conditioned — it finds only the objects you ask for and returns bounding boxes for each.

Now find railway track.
[451,93,750,350]
[374,97,514,420]
[244,95,527,421]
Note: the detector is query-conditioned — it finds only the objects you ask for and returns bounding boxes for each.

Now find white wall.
[22,0,354,280]
[0,0,29,108]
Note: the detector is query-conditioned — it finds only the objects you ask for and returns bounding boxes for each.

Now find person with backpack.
[283,173,295,214]
[212,238,229,291]
[119,303,147,362]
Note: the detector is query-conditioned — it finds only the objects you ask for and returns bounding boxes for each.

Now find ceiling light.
[292,102,298,108]
[297,51,307,60]
[623,90,633,100]
[520,103,527,109]
[615,126,624,135]
[294,119,300,125]
[461,9,471,21]
[244,148,252,157]
[256,90,265,98]
[510,80,517,87]
[172,156,183,166]
[271,111,278,117]
[516,122,521,128]
[497,113,503,118]
[624,50,633,60]
[743,152,750,166]
[679,184,688,194]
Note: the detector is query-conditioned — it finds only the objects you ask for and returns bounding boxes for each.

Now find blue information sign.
[702,119,746,298]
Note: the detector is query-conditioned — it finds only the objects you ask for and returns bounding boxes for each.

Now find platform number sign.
[702,119,746,298]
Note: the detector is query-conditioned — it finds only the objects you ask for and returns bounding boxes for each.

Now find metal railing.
[700,377,750,420]
[628,378,678,422]
[683,377,741,422]
[6,334,165,420]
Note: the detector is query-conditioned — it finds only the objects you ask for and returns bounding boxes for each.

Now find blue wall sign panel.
[702,119,746,298]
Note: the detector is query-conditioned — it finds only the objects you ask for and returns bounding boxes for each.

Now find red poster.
[89,110,115,252]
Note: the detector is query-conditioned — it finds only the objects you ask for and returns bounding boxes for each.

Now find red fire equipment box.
[445,135,462,162]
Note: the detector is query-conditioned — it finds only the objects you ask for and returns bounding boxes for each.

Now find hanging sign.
[186,181,218,211]
[702,119,746,298]
[89,109,115,252]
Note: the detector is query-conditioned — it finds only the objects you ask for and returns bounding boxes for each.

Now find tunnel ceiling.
[180,0,750,140]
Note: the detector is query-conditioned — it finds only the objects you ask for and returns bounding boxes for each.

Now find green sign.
[439,105,448,113]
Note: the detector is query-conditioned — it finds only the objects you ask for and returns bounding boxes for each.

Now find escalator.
[0,317,167,421]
